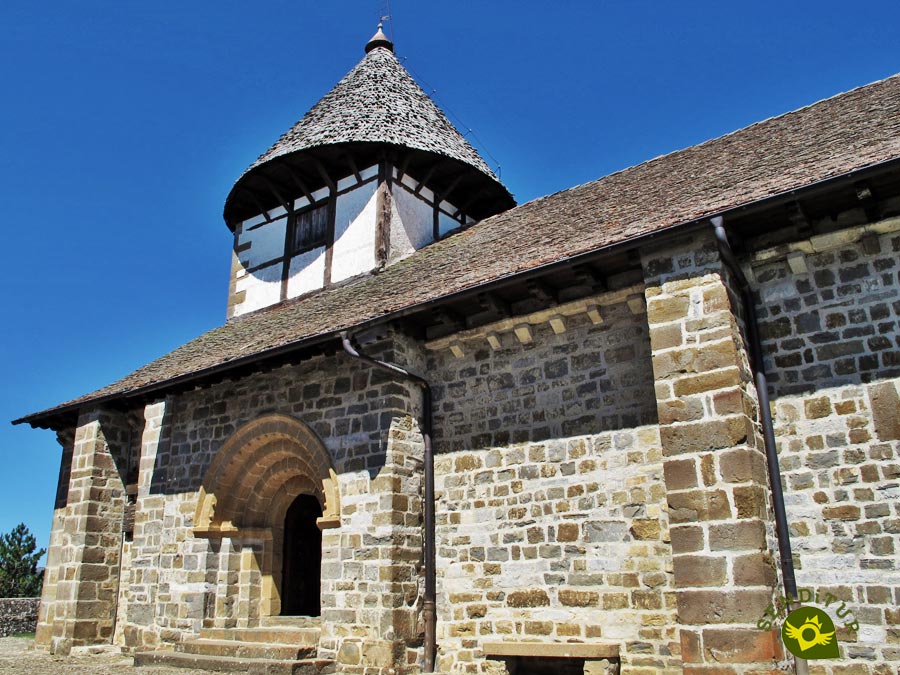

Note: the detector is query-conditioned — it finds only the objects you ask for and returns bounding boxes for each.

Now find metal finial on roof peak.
[365,22,394,53]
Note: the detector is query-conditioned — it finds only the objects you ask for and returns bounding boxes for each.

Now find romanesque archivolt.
[193,414,340,536]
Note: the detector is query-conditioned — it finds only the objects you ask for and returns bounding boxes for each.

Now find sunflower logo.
[781,607,840,659]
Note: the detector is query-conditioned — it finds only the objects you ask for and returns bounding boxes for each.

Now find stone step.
[260,616,321,628]
[178,638,317,660]
[200,626,320,645]
[134,650,334,675]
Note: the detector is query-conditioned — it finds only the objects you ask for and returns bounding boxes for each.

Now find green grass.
[7,632,35,639]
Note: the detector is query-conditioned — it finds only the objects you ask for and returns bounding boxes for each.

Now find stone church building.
[15,27,900,675]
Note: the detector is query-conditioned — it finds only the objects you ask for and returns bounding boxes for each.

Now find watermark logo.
[757,588,858,660]
[781,606,839,659]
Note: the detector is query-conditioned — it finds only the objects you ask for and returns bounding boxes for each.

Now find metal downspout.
[712,217,807,675]
[340,334,437,672]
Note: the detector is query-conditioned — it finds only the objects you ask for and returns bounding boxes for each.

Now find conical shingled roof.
[224,37,514,225]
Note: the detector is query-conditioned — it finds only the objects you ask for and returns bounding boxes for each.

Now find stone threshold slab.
[482,642,620,659]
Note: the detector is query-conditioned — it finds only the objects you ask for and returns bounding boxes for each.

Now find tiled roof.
[18,73,900,425]
[240,45,498,183]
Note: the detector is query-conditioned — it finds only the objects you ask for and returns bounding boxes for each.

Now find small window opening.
[292,203,329,253]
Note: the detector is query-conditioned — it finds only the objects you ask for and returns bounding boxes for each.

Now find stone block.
[672,369,742,397]
[680,628,701,663]
[524,620,553,635]
[659,417,749,457]
[663,458,697,490]
[733,485,768,519]
[702,628,783,663]
[658,398,705,424]
[676,589,772,625]
[868,381,900,441]
[557,522,579,542]
[822,505,861,520]
[506,590,549,607]
[630,520,662,541]
[672,555,727,587]
[668,490,732,524]
[559,589,599,607]
[709,520,767,551]
[584,521,629,542]
[670,525,704,554]
[732,552,777,587]
[647,295,691,324]
[804,396,832,419]
[718,448,767,485]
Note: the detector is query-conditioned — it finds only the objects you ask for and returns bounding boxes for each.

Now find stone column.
[324,328,426,675]
[47,409,130,655]
[34,429,74,647]
[121,400,167,649]
[641,232,784,674]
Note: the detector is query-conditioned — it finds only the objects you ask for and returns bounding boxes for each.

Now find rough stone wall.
[0,598,40,637]
[751,219,900,673]
[429,305,657,454]
[428,301,674,674]
[116,332,427,674]
[755,218,900,393]
[434,427,676,674]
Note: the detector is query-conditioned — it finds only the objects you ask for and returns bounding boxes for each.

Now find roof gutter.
[16,155,900,430]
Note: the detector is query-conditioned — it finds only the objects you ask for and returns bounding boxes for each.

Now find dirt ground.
[0,637,228,675]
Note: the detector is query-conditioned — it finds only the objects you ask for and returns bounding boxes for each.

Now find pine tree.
[0,523,46,597]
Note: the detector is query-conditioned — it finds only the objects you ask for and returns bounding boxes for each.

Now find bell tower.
[223,26,514,318]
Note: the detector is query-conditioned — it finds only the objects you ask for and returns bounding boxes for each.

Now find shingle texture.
[20,73,900,423]
[242,45,498,180]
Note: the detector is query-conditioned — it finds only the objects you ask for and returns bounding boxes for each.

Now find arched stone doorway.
[193,414,339,624]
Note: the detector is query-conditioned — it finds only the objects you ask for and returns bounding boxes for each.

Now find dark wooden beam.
[855,181,881,223]
[477,292,510,317]
[414,164,440,196]
[312,157,337,192]
[260,176,292,213]
[526,278,557,304]
[786,200,810,232]
[431,307,466,331]
[284,165,316,205]
[238,188,273,224]
[454,188,487,219]
[346,155,363,184]
[572,263,607,291]
[436,173,464,204]
[396,152,413,182]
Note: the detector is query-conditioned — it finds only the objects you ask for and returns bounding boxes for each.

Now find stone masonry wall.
[755,218,900,393]
[428,304,658,454]
[427,301,676,674]
[0,598,40,637]
[118,332,427,675]
[434,426,677,675]
[750,219,900,674]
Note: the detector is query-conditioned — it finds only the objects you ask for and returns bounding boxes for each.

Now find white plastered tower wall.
[228,162,471,318]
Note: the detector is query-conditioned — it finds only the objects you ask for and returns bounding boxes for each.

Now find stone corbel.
[317,468,341,530]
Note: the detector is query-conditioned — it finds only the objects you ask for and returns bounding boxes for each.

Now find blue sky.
[2,1,899,563]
